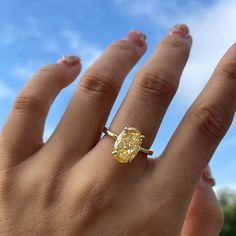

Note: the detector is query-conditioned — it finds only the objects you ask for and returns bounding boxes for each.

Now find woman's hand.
[0,24,233,235]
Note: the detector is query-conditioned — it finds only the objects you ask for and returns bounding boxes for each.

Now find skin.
[0,23,233,235]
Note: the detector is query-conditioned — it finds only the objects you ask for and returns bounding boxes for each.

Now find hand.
[0,24,233,235]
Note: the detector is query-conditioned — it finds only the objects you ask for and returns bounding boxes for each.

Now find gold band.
[103,127,118,139]
[103,127,154,163]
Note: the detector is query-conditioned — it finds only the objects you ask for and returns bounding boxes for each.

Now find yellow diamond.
[112,127,143,163]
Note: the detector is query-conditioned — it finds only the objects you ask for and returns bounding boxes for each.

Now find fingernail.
[57,55,81,67]
[203,166,216,186]
[124,30,147,48]
[169,24,190,39]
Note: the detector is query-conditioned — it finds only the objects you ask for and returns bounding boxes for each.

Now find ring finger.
[99,24,192,166]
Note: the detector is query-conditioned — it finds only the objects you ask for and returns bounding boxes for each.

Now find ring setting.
[103,127,153,163]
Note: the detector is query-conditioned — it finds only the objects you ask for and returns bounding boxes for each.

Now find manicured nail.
[203,166,216,186]
[124,30,147,48]
[57,55,81,67]
[169,24,190,39]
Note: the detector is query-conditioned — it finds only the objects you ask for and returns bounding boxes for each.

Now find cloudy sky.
[0,0,235,191]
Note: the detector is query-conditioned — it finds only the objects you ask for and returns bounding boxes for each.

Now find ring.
[103,127,154,163]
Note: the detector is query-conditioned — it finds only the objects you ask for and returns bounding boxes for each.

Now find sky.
[0,0,235,192]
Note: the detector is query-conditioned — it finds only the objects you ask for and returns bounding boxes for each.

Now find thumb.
[181,166,224,236]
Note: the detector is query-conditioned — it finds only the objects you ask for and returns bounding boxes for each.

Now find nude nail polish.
[169,24,190,39]
[57,55,81,67]
[123,30,147,48]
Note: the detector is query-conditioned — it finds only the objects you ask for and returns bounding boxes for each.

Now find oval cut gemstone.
[113,127,143,163]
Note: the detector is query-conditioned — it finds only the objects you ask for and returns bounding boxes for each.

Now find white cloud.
[61,30,102,69]
[0,81,14,99]
[179,0,236,104]
[23,16,61,53]
[0,15,103,83]
[0,18,60,53]
[115,0,208,29]
[12,60,44,81]
[116,0,236,104]
[11,30,103,82]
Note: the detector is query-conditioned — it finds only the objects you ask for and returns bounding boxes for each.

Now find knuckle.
[218,62,236,81]
[13,94,44,113]
[134,71,176,104]
[137,186,169,234]
[79,71,119,101]
[187,104,230,140]
[76,178,113,223]
[161,37,190,57]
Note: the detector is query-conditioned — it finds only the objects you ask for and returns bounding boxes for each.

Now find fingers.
[49,31,146,157]
[99,24,192,165]
[1,56,81,167]
[181,170,223,236]
[152,43,236,197]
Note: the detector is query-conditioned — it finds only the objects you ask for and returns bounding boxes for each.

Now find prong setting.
[104,127,153,163]
[112,150,118,155]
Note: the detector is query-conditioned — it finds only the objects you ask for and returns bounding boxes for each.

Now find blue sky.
[0,0,236,191]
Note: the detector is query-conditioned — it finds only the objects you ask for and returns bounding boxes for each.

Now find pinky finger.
[1,55,81,168]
